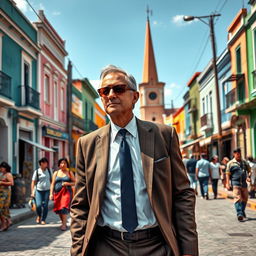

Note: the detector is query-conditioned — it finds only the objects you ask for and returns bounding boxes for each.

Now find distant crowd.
[183,148,256,221]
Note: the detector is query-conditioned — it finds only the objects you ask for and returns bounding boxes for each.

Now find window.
[54,81,58,121]
[44,75,50,103]
[202,98,205,115]
[253,29,256,68]
[236,46,242,74]
[209,91,212,114]
[0,34,2,70]
[60,88,64,111]
[91,106,93,120]
[206,95,208,113]
[24,62,30,87]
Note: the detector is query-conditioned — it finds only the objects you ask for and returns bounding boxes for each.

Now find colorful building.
[0,0,41,199]
[181,72,201,158]
[226,8,250,159]
[172,106,185,147]
[94,102,108,128]
[245,0,256,157]
[34,10,69,170]
[72,79,99,158]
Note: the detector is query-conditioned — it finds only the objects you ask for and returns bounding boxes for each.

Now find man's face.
[99,72,139,118]
[234,152,241,161]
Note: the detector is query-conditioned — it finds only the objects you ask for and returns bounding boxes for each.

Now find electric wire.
[25,0,85,79]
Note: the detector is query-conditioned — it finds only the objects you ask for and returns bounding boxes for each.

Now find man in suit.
[70,65,198,256]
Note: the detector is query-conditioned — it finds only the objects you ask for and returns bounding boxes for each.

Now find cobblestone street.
[0,195,256,255]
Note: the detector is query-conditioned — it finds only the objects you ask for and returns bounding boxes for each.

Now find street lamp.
[183,13,222,158]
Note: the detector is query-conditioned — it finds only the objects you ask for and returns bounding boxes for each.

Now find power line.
[25,0,85,80]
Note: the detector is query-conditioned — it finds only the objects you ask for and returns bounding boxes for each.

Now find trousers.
[86,226,172,256]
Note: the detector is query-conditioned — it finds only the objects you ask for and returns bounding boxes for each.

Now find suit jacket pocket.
[154,156,169,164]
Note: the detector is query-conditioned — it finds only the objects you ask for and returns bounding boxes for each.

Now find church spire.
[142,12,158,83]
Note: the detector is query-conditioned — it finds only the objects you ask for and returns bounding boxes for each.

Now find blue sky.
[15,0,248,116]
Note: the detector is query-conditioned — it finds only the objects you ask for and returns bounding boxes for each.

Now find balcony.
[72,115,98,133]
[85,119,98,132]
[200,113,213,132]
[0,71,14,107]
[72,115,86,131]
[187,98,197,113]
[17,85,42,117]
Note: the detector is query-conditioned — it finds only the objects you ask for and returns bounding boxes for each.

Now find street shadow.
[245,217,256,221]
[0,223,71,253]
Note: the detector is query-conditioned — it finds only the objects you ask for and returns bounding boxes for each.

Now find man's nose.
[108,88,117,97]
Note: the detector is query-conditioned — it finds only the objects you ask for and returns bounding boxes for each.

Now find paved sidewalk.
[9,184,256,225]
[10,201,54,225]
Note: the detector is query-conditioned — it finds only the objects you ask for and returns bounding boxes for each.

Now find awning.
[199,137,212,147]
[180,138,200,149]
[20,138,55,152]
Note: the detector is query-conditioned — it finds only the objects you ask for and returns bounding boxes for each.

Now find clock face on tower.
[149,92,157,100]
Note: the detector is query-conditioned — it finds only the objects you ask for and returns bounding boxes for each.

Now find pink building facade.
[34,10,69,170]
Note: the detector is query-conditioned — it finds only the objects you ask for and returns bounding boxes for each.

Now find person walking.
[196,153,211,199]
[220,157,229,190]
[210,156,221,199]
[226,148,251,221]
[0,161,14,231]
[247,156,256,198]
[50,158,75,231]
[186,154,198,195]
[31,157,52,225]
[70,65,198,256]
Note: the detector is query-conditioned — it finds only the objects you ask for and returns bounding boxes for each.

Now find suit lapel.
[137,119,154,205]
[94,124,111,214]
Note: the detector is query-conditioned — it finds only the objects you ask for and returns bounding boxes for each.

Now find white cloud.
[15,0,29,12]
[172,15,195,26]
[164,88,173,97]
[52,11,61,16]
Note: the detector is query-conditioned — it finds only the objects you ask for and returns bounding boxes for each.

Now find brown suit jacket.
[70,118,198,256]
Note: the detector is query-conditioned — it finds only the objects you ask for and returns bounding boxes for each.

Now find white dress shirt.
[98,116,157,231]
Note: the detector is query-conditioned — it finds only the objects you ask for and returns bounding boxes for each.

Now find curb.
[10,202,54,225]
[216,187,256,211]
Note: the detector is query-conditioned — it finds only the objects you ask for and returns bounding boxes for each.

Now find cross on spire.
[146,5,153,20]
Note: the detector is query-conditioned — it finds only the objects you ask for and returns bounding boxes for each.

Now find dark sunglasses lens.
[113,85,126,94]
[98,87,110,96]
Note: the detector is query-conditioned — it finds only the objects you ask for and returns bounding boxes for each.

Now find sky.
[14,0,249,116]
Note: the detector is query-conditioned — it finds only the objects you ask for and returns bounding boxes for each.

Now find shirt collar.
[110,115,137,143]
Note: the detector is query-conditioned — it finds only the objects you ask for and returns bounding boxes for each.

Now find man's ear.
[133,91,140,104]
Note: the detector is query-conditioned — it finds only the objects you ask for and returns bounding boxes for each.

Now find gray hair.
[99,65,137,91]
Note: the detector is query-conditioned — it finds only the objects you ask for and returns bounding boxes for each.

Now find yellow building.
[95,102,108,128]
[172,107,185,147]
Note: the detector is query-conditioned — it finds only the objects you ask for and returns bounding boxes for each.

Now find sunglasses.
[97,84,135,97]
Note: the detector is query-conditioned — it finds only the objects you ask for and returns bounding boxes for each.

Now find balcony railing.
[72,115,85,131]
[187,98,197,113]
[85,119,98,132]
[0,71,12,99]
[225,88,237,109]
[72,115,98,132]
[200,113,213,129]
[18,85,40,109]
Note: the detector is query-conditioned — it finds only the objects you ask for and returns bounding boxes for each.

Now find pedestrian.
[210,156,221,199]
[247,156,256,198]
[220,157,229,190]
[70,65,198,256]
[50,157,75,231]
[226,148,251,221]
[186,154,198,195]
[196,153,211,199]
[0,161,14,231]
[31,157,52,225]
[182,153,189,169]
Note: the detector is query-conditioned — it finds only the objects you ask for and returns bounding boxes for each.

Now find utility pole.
[67,60,74,167]
[183,13,222,159]
[209,15,222,159]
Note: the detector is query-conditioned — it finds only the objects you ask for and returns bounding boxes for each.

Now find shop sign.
[42,126,69,140]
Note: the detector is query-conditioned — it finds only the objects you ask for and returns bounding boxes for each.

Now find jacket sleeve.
[70,137,89,256]
[170,127,199,256]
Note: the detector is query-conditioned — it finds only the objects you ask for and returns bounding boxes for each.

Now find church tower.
[139,14,165,123]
